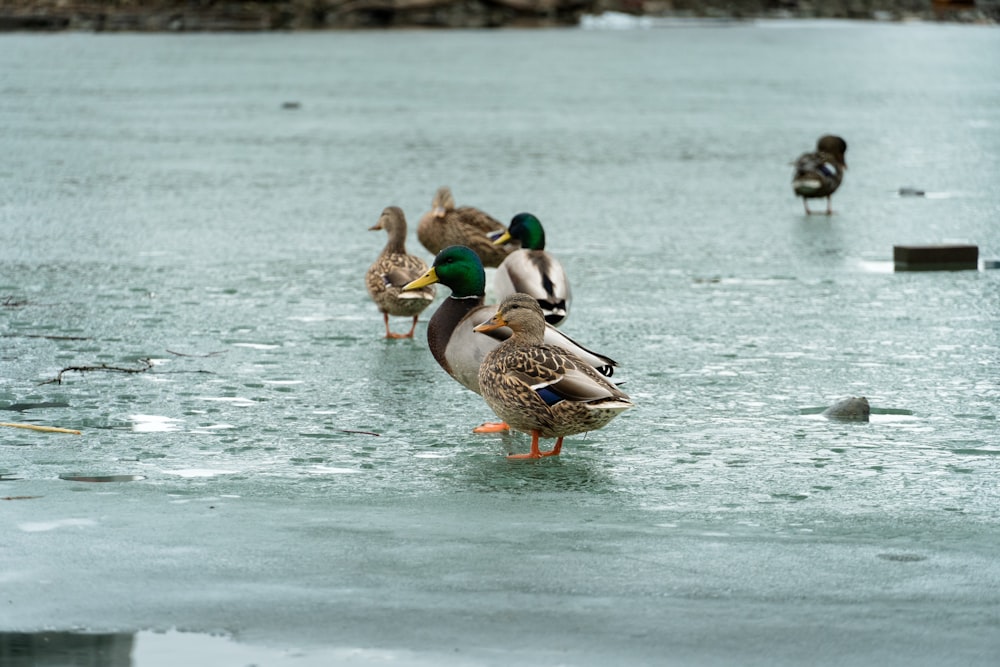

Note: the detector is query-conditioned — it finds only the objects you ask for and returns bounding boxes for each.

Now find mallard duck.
[365,206,436,339]
[402,246,617,432]
[416,186,516,267]
[792,135,848,215]
[473,294,633,459]
[492,212,571,327]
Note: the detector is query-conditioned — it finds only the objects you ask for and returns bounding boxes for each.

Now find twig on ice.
[39,358,155,386]
[0,422,81,435]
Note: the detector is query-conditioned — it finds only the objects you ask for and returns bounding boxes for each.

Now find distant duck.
[402,246,617,432]
[365,206,436,339]
[474,293,633,459]
[416,186,516,267]
[792,135,848,215]
[492,212,571,327]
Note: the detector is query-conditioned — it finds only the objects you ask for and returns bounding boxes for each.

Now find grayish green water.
[2,19,999,666]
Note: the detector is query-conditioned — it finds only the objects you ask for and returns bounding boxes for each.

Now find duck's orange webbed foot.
[382,313,414,339]
[506,433,562,459]
[473,422,509,434]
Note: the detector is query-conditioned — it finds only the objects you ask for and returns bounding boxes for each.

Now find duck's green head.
[403,245,485,298]
[494,212,545,250]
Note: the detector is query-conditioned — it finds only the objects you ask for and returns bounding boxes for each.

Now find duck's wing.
[453,206,506,235]
[540,326,617,378]
[494,250,571,326]
[792,152,843,196]
[505,346,625,406]
[437,219,511,269]
[383,254,434,295]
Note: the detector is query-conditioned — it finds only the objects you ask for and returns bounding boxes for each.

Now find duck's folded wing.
[795,153,841,180]
[503,348,617,404]
[454,206,505,234]
[496,252,570,305]
[543,365,619,403]
[385,266,435,298]
[541,326,617,377]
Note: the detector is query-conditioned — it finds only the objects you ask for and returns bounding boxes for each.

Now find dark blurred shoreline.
[0,0,996,32]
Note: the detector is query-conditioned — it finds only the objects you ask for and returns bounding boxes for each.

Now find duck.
[492,212,571,327]
[416,186,516,267]
[792,135,848,215]
[365,206,436,339]
[402,245,617,432]
[473,293,633,459]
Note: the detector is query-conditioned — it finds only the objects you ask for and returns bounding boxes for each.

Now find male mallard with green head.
[493,212,571,327]
[416,186,515,267]
[792,135,848,215]
[365,206,436,339]
[474,294,633,459]
[402,246,616,433]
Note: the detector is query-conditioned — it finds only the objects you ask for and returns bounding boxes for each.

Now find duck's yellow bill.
[403,268,439,291]
[492,231,512,246]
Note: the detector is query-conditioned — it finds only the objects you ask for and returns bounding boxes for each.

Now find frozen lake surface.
[1,18,999,666]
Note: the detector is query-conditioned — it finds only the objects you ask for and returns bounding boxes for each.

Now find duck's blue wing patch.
[535,386,563,406]
[818,161,838,178]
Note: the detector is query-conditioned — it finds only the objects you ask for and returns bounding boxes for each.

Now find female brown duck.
[474,293,632,459]
[416,186,515,267]
[365,206,435,339]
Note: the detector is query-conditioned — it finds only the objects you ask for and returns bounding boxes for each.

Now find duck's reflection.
[0,632,133,667]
